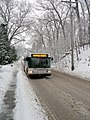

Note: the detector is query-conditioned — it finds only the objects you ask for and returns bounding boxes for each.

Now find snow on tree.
[0,23,17,65]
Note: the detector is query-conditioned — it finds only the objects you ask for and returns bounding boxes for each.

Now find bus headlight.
[48,70,51,73]
[28,70,33,74]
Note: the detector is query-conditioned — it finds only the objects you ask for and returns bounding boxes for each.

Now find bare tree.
[36,0,66,41]
[29,19,47,52]
[84,0,90,45]
[79,1,87,43]
[31,0,90,64]
[75,0,82,45]
[0,0,32,45]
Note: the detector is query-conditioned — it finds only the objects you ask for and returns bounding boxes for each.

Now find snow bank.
[14,63,48,120]
[52,47,90,81]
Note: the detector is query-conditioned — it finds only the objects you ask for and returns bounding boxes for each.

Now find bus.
[24,54,53,77]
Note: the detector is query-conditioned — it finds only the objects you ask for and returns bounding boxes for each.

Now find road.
[29,70,90,120]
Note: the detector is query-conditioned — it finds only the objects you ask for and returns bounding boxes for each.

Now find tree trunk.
[75,0,82,45]
[84,0,90,45]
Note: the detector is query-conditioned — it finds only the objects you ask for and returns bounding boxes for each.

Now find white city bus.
[24,54,53,77]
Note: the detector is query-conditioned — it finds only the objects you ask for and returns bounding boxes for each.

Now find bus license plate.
[38,70,44,74]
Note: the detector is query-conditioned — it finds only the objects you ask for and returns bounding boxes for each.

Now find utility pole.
[61,0,75,71]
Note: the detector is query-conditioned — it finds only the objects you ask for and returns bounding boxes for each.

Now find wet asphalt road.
[29,70,90,120]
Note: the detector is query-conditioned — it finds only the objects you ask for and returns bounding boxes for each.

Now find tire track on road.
[29,72,90,120]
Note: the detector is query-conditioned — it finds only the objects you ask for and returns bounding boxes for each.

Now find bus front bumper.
[27,70,51,76]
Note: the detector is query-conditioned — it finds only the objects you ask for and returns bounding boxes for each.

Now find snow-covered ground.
[0,46,90,120]
[52,46,90,81]
[0,61,48,120]
[0,64,14,111]
[14,61,48,120]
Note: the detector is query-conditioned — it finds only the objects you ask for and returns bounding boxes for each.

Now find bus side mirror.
[51,57,53,60]
[24,57,29,61]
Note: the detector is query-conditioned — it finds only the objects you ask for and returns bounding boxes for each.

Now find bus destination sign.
[31,54,48,57]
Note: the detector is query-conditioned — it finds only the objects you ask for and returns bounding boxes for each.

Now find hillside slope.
[52,46,90,81]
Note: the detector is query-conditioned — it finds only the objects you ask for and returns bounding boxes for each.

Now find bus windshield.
[28,57,50,68]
